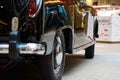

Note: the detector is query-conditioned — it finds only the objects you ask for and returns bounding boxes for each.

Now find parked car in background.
[0,0,98,80]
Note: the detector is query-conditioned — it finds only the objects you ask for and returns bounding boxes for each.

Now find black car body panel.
[0,0,99,79]
[0,0,98,64]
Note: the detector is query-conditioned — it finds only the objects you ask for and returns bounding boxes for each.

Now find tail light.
[28,0,42,17]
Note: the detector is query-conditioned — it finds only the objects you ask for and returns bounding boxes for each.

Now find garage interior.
[63,0,120,80]
[0,0,120,80]
[63,43,120,80]
[86,0,120,5]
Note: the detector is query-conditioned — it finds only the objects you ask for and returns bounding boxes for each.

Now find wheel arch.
[94,19,99,38]
[62,28,73,54]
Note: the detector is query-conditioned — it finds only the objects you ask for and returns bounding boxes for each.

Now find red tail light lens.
[28,0,42,17]
[28,0,37,15]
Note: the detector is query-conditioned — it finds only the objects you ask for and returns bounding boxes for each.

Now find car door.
[73,0,94,49]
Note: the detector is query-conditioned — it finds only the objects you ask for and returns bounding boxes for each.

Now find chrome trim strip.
[73,41,95,53]
[0,44,9,53]
[0,43,45,55]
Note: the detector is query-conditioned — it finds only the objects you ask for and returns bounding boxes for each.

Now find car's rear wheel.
[85,17,96,59]
[36,31,65,80]
[85,44,95,59]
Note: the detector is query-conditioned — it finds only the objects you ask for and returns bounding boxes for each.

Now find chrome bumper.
[0,17,46,61]
[0,43,46,55]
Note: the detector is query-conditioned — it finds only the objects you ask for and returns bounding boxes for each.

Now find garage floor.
[63,42,120,80]
[0,42,120,80]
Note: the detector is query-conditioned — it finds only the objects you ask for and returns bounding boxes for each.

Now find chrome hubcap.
[54,36,63,73]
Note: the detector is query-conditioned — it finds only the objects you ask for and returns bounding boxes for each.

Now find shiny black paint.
[0,0,98,56]
[43,4,68,54]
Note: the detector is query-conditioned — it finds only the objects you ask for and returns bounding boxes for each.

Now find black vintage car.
[0,0,98,80]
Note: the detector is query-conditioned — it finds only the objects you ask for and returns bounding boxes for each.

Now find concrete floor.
[62,42,120,80]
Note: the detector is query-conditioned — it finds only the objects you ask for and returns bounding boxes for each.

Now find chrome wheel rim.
[54,36,63,73]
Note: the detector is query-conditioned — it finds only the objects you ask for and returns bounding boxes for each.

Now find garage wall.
[86,0,120,6]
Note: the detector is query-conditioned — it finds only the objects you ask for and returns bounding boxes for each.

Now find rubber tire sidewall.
[36,31,65,80]
[85,44,95,59]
